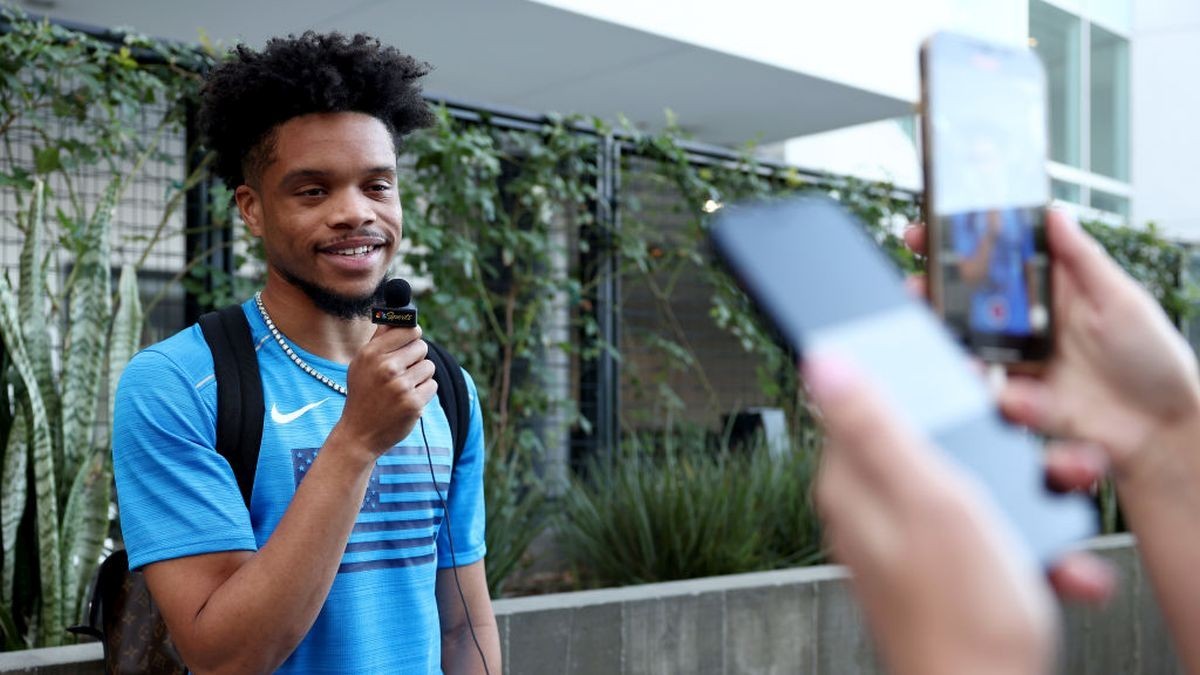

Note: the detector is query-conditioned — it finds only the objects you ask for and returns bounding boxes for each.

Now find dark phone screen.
[925,33,1053,361]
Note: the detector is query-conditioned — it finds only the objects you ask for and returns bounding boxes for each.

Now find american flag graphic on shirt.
[292,445,451,574]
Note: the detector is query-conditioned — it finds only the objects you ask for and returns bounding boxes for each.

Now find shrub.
[557,430,821,587]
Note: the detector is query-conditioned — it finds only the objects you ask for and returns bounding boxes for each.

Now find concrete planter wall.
[0,535,1179,674]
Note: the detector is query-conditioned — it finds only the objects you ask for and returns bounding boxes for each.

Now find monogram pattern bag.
[71,549,186,674]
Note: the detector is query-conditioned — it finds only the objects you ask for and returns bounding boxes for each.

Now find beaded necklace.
[254,291,348,396]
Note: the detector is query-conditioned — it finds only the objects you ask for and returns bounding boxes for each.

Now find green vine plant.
[1083,219,1195,323]
[398,108,601,594]
[0,8,214,648]
[615,114,920,450]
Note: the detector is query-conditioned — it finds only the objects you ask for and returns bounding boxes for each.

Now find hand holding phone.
[708,196,1094,565]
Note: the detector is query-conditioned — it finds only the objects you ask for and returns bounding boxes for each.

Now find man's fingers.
[903,224,927,255]
[1044,441,1109,493]
[1047,551,1116,604]
[370,324,424,352]
[402,358,437,387]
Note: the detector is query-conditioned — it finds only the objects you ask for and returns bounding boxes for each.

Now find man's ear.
[235,184,264,237]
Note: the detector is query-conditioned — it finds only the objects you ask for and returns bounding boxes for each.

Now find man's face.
[236,112,402,318]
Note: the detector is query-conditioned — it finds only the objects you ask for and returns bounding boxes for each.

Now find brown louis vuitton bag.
[70,548,186,675]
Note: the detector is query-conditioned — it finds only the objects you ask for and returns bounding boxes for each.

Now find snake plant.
[0,179,143,648]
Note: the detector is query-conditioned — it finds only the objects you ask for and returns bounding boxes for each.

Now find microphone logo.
[372,309,416,324]
[371,278,419,328]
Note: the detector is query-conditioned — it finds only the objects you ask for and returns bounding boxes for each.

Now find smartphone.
[708,196,1094,565]
[920,31,1054,367]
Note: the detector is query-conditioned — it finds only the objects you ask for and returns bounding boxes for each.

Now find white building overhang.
[27,0,917,147]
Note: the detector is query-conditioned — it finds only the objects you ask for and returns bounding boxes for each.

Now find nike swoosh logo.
[271,398,330,425]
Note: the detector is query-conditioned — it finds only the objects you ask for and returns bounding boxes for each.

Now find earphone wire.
[420,417,491,675]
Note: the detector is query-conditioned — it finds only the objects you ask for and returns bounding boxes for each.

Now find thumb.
[1045,209,1124,301]
[805,352,923,478]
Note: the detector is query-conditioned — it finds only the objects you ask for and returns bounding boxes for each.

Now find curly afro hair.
[198,32,435,188]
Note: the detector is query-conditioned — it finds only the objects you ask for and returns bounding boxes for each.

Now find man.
[813,211,1200,674]
[113,32,500,674]
[950,207,1045,336]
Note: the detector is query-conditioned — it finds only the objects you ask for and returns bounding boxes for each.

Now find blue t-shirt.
[951,209,1036,336]
[113,300,487,674]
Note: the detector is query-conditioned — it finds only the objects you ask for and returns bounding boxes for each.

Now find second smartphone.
[920,31,1054,367]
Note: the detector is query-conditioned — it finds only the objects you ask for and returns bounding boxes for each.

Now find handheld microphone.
[371,278,418,328]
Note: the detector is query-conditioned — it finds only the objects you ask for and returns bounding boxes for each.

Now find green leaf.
[32,146,61,175]
[17,180,61,480]
[0,276,61,645]
[0,601,25,651]
[105,265,143,445]
[0,168,35,191]
[1,403,29,611]
[59,449,111,626]
[60,180,117,489]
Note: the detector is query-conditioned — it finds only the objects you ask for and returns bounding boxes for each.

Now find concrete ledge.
[0,535,1180,674]
[492,533,1178,675]
[0,643,102,675]
[493,564,849,613]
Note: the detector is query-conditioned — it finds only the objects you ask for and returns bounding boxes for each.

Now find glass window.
[1185,248,1200,346]
[1030,1,1082,167]
[1089,188,1129,218]
[1090,25,1129,181]
[897,115,917,145]
[1052,178,1081,204]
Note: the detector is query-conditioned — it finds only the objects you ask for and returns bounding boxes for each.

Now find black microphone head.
[383,278,412,307]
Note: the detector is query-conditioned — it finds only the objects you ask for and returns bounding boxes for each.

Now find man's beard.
[278,267,386,320]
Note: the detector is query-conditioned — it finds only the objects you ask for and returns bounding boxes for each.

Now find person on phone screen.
[951,207,1044,335]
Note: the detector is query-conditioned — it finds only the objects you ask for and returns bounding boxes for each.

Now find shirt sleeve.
[1020,210,1037,260]
[951,212,979,257]
[436,368,487,569]
[113,347,258,570]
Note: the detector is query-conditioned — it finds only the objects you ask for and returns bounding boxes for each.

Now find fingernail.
[1073,553,1118,598]
[1049,207,1080,231]
[804,354,858,402]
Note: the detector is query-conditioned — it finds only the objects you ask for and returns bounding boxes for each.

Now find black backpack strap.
[65,548,120,643]
[424,339,470,469]
[198,305,264,509]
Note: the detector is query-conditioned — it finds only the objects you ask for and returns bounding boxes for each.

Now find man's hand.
[336,325,438,457]
[808,353,1056,675]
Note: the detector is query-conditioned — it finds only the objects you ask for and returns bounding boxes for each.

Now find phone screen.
[923,33,1053,362]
